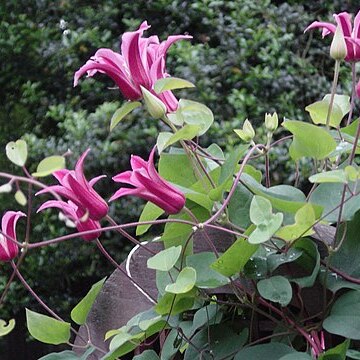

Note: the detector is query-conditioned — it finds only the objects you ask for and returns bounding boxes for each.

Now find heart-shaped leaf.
[6,140,27,167]
[32,156,66,177]
[257,276,293,306]
[26,309,71,345]
[282,120,336,160]
[147,246,182,272]
[165,267,196,294]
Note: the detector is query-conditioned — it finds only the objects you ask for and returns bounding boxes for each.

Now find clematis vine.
[37,200,101,241]
[74,21,192,112]
[305,11,360,62]
[110,147,185,214]
[36,149,108,221]
[0,211,26,262]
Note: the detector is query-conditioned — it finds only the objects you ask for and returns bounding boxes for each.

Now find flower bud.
[330,26,347,61]
[141,86,167,119]
[265,112,278,132]
[234,119,255,142]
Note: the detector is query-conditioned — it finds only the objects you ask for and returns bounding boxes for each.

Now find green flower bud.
[330,26,347,61]
[265,112,278,132]
[141,86,167,119]
[234,119,255,142]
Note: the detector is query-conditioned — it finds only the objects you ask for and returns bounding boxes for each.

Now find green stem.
[325,60,340,131]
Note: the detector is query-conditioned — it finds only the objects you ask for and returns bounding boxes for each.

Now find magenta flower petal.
[306,11,360,62]
[334,12,353,37]
[121,21,152,89]
[304,21,336,37]
[74,21,192,112]
[38,200,101,241]
[37,150,108,221]
[110,147,185,214]
[74,59,141,100]
[66,170,108,221]
[0,211,26,262]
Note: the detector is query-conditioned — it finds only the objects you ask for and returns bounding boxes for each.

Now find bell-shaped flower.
[0,211,26,262]
[36,149,108,221]
[74,21,192,112]
[110,147,185,214]
[38,200,101,241]
[305,11,360,62]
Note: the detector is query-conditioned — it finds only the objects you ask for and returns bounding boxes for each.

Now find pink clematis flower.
[74,21,192,112]
[0,211,26,262]
[110,147,185,214]
[37,200,101,241]
[305,11,360,62]
[36,149,108,221]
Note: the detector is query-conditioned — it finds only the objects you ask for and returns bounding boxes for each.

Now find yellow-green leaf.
[32,156,66,177]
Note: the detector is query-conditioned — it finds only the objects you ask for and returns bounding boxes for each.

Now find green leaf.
[250,195,276,225]
[323,290,360,339]
[133,350,160,360]
[318,339,349,360]
[184,325,248,360]
[6,139,27,166]
[291,238,320,288]
[276,204,316,242]
[267,248,303,272]
[257,276,292,306]
[156,131,173,154]
[310,182,360,223]
[0,183,12,193]
[186,252,230,288]
[159,152,197,188]
[26,308,71,345]
[234,343,297,360]
[219,145,249,185]
[282,120,337,160]
[177,99,214,136]
[347,349,360,359]
[147,246,182,272]
[322,211,360,292]
[165,267,196,294]
[228,183,253,228]
[164,124,201,149]
[155,289,196,315]
[249,196,283,244]
[32,156,66,177]
[279,354,312,360]
[71,277,106,325]
[0,319,15,337]
[305,94,350,128]
[136,202,164,236]
[241,173,322,217]
[160,205,208,252]
[38,348,95,360]
[14,190,27,206]
[154,77,195,93]
[109,101,141,131]
[211,227,258,277]
[309,169,347,184]
[189,304,223,337]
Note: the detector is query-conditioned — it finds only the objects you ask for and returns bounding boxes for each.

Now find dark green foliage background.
[0,0,358,357]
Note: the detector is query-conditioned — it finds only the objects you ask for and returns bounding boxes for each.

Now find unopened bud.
[141,86,167,119]
[234,119,255,142]
[265,112,278,132]
[330,26,347,61]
